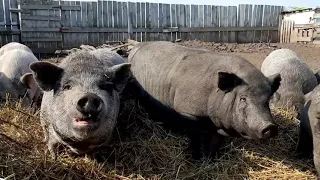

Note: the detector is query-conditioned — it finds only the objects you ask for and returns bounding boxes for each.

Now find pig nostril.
[92,98,101,108]
[77,97,88,108]
[261,124,278,139]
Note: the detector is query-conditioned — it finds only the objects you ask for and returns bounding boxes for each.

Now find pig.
[29,50,131,158]
[314,70,320,84]
[297,85,320,176]
[128,41,281,159]
[0,49,41,107]
[0,42,33,56]
[261,48,317,108]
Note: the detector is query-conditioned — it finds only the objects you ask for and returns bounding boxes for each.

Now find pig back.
[261,49,317,95]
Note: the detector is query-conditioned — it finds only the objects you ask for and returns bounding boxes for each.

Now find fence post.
[127,4,133,40]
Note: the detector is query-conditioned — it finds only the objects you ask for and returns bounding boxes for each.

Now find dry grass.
[0,99,318,180]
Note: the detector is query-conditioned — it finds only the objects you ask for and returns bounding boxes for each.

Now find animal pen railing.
[0,0,283,54]
[280,20,320,44]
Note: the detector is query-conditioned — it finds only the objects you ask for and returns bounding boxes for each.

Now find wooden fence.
[0,0,283,53]
[280,20,320,43]
[0,0,20,46]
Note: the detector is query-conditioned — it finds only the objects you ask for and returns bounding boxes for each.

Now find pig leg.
[314,149,320,176]
[40,119,49,142]
[203,131,225,159]
[180,114,212,160]
[297,125,313,158]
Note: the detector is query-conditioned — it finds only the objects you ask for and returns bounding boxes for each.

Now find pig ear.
[267,73,281,93]
[29,61,64,91]
[20,73,34,89]
[314,71,320,84]
[106,63,132,92]
[217,71,242,92]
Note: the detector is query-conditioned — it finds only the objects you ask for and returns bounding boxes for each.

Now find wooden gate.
[17,2,80,53]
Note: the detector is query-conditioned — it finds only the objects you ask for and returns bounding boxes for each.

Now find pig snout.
[76,93,104,118]
[260,123,278,139]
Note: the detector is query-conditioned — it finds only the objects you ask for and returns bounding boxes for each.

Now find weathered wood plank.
[102,0,108,42]
[61,1,70,48]
[178,4,186,40]
[190,5,198,40]
[22,37,62,42]
[3,0,11,44]
[21,15,60,21]
[10,0,19,42]
[112,1,119,41]
[230,6,237,42]
[136,2,141,41]
[70,1,78,48]
[141,2,146,41]
[149,3,158,41]
[261,5,270,42]
[171,4,177,41]
[20,5,81,11]
[164,4,171,41]
[198,5,204,41]
[128,2,136,40]
[107,1,113,41]
[122,2,128,41]
[117,2,123,41]
[87,1,94,45]
[98,0,104,45]
[145,2,150,41]
[81,1,88,44]
[211,6,218,42]
[92,1,98,45]
[237,4,246,43]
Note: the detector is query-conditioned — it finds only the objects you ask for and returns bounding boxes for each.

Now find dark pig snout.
[260,123,278,139]
[76,93,104,117]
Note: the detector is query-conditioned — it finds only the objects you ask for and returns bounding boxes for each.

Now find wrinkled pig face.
[30,61,131,141]
[214,71,281,140]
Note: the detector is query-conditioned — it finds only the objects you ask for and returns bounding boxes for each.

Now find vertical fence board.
[136,2,141,41]
[122,2,128,41]
[185,5,190,40]
[171,4,177,41]
[112,1,118,41]
[102,1,108,42]
[98,0,104,45]
[141,2,146,41]
[81,1,88,44]
[10,0,19,42]
[149,3,158,41]
[198,5,204,41]
[117,2,123,41]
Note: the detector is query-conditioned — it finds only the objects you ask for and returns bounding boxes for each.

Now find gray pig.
[0,42,33,56]
[261,48,317,108]
[128,41,281,159]
[297,85,320,176]
[29,50,131,158]
[0,49,41,107]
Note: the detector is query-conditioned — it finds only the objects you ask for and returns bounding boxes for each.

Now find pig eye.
[240,97,246,102]
[62,84,71,91]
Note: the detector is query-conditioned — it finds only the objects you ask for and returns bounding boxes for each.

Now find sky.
[66,0,319,8]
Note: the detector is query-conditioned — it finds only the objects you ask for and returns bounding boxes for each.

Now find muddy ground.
[178,41,320,71]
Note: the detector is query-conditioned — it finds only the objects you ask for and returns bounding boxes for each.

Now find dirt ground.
[178,40,320,71]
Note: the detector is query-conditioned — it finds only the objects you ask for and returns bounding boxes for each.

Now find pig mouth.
[73,115,100,128]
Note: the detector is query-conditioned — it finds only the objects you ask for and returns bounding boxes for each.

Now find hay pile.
[0,98,317,179]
